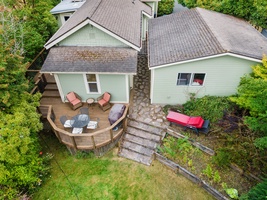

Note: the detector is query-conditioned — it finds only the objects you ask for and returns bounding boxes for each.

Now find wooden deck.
[38,76,129,155]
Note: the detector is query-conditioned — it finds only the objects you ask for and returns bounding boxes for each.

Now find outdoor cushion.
[98,99,107,106]
[103,92,111,102]
[71,99,81,106]
[167,111,204,128]
[67,92,76,102]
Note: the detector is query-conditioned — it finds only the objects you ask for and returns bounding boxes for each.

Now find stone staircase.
[118,118,166,166]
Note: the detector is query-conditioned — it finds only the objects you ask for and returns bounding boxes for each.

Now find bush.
[212,148,231,168]
[240,179,267,200]
[183,95,234,123]
[158,0,175,16]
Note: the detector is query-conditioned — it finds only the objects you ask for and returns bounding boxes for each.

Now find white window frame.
[177,73,206,86]
[84,74,101,94]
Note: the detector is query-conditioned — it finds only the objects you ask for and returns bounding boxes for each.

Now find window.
[64,16,70,21]
[177,73,205,86]
[86,74,99,93]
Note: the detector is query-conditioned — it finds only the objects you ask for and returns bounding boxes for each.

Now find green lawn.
[33,131,215,200]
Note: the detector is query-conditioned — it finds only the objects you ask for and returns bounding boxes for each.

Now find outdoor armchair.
[66,92,83,110]
[97,92,111,111]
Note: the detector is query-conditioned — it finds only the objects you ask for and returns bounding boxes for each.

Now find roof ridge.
[88,0,102,18]
[195,7,225,52]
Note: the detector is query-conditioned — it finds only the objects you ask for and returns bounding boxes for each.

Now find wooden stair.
[118,118,166,166]
[42,74,60,98]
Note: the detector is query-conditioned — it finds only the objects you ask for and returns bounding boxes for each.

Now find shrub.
[183,96,234,123]
[157,0,175,16]
[240,179,267,200]
[212,148,231,168]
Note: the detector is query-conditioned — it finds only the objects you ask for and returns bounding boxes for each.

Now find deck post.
[91,136,96,149]
[109,130,114,142]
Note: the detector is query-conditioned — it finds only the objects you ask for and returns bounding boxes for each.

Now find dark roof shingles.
[148,8,267,68]
[41,46,138,73]
[45,0,152,48]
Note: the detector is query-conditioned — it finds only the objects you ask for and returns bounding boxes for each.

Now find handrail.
[43,104,129,153]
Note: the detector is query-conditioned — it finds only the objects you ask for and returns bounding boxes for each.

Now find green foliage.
[183,95,233,123]
[202,164,213,179]
[225,188,239,199]
[240,179,267,200]
[212,148,231,168]
[177,0,267,28]
[158,0,175,16]
[230,56,267,149]
[213,170,221,184]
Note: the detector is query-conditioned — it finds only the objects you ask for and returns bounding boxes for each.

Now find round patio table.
[71,114,90,128]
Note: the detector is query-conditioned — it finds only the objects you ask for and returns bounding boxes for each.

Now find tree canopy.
[0,0,56,198]
[230,56,267,149]
[177,0,267,29]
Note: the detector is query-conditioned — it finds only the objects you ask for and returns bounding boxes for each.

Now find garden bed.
[157,127,259,198]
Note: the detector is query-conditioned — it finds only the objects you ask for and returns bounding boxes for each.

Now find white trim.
[150,53,263,70]
[83,73,101,94]
[150,69,154,104]
[45,19,141,51]
[142,10,153,19]
[45,20,89,49]
[41,72,136,75]
[54,74,65,102]
[125,75,129,103]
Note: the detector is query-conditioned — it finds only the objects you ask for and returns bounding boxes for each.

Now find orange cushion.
[98,99,107,106]
[71,99,81,106]
[67,92,76,102]
[103,93,110,102]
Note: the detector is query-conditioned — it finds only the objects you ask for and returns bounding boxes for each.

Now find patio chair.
[97,92,111,111]
[72,127,83,134]
[66,91,83,110]
[60,115,73,129]
[79,107,89,115]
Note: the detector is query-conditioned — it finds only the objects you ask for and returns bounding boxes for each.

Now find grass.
[33,130,215,200]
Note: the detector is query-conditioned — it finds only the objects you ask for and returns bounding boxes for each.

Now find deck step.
[127,126,161,142]
[42,90,60,98]
[118,119,166,166]
[118,148,152,166]
[124,134,158,149]
[45,83,58,90]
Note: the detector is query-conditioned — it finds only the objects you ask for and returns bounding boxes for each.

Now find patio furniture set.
[66,91,111,111]
[60,107,100,134]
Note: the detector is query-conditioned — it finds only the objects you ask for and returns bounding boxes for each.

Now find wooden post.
[110,129,114,142]
[91,136,96,149]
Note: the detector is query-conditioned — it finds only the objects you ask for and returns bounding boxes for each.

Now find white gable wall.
[59,24,128,47]
[150,55,258,105]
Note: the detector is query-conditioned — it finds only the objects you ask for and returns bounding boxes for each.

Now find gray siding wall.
[151,55,258,105]
[58,73,129,103]
[59,24,128,47]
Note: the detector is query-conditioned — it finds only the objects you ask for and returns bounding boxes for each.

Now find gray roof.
[41,46,138,73]
[45,0,152,49]
[148,7,267,68]
[50,0,86,14]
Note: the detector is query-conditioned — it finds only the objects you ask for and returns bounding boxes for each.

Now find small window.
[177,73,205,86]
[64,16,70,21]
[177,73,191,85]
[86,74,98,92]
[192,73,205,86]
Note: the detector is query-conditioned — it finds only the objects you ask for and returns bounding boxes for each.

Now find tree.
[177,0,267,29]
[230,56,267,149]
[0,1,52,198]
[158,0,175,16]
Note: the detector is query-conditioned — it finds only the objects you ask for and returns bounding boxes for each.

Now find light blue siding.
[151,55,258,105]
[59,24,128,47]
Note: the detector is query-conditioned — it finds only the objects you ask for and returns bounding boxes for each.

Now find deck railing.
[42,104,128,155]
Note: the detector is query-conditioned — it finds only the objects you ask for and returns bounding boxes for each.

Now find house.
[41,0,153,104]
[148,7,267,105]
[51,0,160,27]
